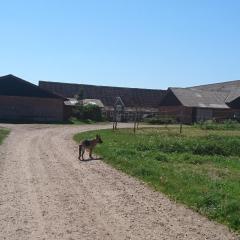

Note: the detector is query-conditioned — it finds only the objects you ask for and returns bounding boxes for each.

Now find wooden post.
[133,110,138,133]
[180,108,183,134]
[113,110,118,130]
[113,111,115,130]
[137,120,139,129]
[136,112,140,129]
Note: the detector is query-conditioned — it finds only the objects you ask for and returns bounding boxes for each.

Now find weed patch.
[0,128,10,145]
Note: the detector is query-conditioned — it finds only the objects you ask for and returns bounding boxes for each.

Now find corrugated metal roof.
[170,88,230,109]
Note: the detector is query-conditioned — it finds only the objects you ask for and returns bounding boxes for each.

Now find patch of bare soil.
[0,123,238,240]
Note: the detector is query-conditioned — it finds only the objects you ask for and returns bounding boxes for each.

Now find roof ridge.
[189,79,240,89]
[39,80,165,92]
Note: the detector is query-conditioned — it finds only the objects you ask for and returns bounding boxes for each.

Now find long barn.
[159,83,240,123]
[39,79,240,123]
[0,75,66,122]
[39,81,167,121]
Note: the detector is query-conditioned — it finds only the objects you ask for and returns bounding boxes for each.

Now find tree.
[82,104,102,121]
[113,97,124,130]
[74,88,84,101]
[72,88,85,119]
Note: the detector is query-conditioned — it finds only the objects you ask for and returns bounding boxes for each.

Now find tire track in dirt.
[36,129,118,240]
[46,129,130,239]
[0,128,48,239]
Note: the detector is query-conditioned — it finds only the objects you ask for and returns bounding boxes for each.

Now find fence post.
[113,110,118,130]
[133,109,138,133]
[180,123,182,134]
[180,108,183,134]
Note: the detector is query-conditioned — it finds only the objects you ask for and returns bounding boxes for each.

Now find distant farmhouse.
[1,74,240,123]
[39,81,166,121]
[0,75,67,122]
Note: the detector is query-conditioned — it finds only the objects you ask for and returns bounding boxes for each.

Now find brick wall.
[158,106,240,124]
[0,96,64,122]
[158,106,193,124]
[213,108,240,122]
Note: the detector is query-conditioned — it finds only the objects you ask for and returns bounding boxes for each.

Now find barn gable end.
[0,75,66,122]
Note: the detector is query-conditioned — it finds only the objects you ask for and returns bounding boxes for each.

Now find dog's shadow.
[79,157,103,162]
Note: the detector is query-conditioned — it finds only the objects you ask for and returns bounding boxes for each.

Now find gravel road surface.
[0,124,238,240]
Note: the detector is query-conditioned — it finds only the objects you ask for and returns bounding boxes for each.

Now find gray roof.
[170,88,230,109]
[188,79,240,105]
[189,79,240,92]
[225,89,240,103]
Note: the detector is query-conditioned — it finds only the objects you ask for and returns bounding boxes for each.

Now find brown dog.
[78,135,103,160]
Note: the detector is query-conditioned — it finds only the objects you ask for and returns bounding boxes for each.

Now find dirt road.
[0,124,238,240]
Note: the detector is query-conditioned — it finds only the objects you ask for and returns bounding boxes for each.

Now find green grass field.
[74,126,240,233]
[0,128,10,145]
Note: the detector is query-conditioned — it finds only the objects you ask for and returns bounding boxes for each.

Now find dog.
[78,134,103,160]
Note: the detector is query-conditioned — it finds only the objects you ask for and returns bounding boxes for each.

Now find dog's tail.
[78,144,82,160]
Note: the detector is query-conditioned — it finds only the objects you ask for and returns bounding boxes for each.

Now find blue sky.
[1,0,240,89]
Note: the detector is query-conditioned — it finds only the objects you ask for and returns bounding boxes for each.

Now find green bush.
[136,134,240,156]
[72,104,103,121]
[195,119,240,130]
[0,128,10,145]
[143,116,177,124]
[72,104,84,119]
[82,104,102,121]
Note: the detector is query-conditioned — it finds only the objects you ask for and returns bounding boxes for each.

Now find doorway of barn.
[196,108,213,122]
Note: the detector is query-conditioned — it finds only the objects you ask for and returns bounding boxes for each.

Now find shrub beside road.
[0,128,10,145]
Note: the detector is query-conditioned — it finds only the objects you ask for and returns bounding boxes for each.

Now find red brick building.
[0,75,66,122]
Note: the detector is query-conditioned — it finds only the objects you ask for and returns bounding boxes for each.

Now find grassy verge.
[195,120,240,130]
[0,128,10,145]
[74,127,240,233]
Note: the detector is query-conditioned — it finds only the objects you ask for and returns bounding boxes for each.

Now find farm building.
[39,79,240,123]
[0,74,67,122]
[159,84,240,123]
[2,73,240,123]
[39,81,166,121]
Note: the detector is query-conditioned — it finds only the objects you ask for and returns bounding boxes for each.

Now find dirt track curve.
[0,123,238,240]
